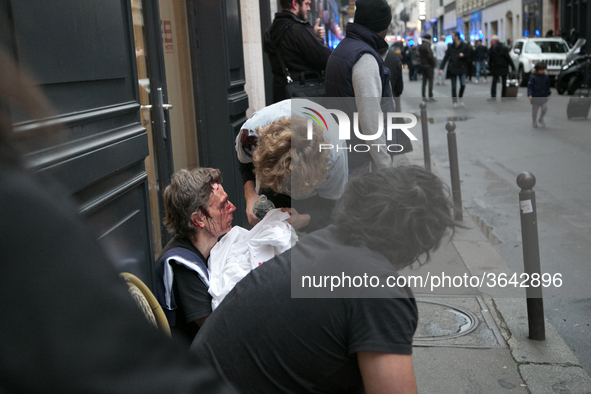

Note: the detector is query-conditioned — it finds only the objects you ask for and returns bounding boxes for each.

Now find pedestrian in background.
[384,44,404,110]
[569,28,580,46]
[439,32,469,107]
[465,42,475,83]
[488,35,516,100]
[409,44,421,81]
[402,44,411,73]
[528,62,551,128]
[474,39,488,83]
[325,0,413,173]
[435,35,448,85]
[419,34,436,101]
[263,0,331,102]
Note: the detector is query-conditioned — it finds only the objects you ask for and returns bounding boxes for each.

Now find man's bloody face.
[294,0,311,21]
[202,183,235,238]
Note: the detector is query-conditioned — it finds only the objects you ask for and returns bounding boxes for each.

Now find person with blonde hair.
[236,99,348,232]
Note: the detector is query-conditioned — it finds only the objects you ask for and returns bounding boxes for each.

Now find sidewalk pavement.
[400,138,591,393]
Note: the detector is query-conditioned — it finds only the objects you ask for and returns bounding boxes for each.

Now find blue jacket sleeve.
[527,76,534,97]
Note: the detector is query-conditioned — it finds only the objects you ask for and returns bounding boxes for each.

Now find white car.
[509,38,570,86]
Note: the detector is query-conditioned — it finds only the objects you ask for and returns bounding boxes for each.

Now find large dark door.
[2,0,160,288]
[187,0,249,227]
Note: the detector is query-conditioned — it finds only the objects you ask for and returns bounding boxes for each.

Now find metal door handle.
[140,104,173,110]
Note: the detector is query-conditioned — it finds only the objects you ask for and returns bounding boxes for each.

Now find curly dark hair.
[335,166,460,270]
[163,168,223,239]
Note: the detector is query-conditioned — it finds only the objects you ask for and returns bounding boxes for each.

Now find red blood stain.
[240,129,258,152]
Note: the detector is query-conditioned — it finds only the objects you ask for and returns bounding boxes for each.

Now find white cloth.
[208,209,297,310]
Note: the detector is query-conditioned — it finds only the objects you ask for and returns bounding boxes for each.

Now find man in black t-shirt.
[192,166,458,393]
[155,168,236,344]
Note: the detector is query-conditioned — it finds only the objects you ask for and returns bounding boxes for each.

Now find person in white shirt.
[435,35,448,85]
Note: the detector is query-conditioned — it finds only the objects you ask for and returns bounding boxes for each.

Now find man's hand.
[280,207,310,230]
[439,69,443,75]
[314,18,325,39]
[358,351,417,394]
[244,181,261,226]
[459,52,464,57]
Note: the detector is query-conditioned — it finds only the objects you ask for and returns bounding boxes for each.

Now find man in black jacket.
[439,32,469,107]
[488,35,516,100]
[384,45,404,110]
[419,34,436,101]
[474,40,488,83]
[264,0,331,103]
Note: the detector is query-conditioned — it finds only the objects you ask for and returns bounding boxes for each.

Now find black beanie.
[354,0,392,33]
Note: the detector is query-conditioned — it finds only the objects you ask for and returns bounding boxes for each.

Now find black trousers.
[421,66,434,98]
[491,74,508,97]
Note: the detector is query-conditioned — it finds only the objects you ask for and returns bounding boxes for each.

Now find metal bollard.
[445,121,463,221]
[419,101,431,172]
[517,172,546,341]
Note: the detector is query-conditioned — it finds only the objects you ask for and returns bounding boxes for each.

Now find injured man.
[155,168,296,345]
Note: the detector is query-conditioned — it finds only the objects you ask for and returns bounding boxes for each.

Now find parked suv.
[509,38,569,86]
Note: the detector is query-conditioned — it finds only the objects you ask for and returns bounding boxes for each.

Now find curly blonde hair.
[252,116,329,198]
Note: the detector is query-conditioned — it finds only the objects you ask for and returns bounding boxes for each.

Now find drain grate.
[413,296,506,348]
[415,300,479,341]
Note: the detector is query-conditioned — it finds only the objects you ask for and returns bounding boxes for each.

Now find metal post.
[517,172,546,341]
[420,101,431,172]
[445,121,463,221]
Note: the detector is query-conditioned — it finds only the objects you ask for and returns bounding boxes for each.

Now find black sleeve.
[292,195,336,233]
[384,50,403,97]
[348,297,418,355]
[172,264,213,323]
[239,161,256,186]
[504,49,516,71]
[296,26,332,72]
[393,59,404,97]
[0,170,233,394]
[440,47,450,70]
